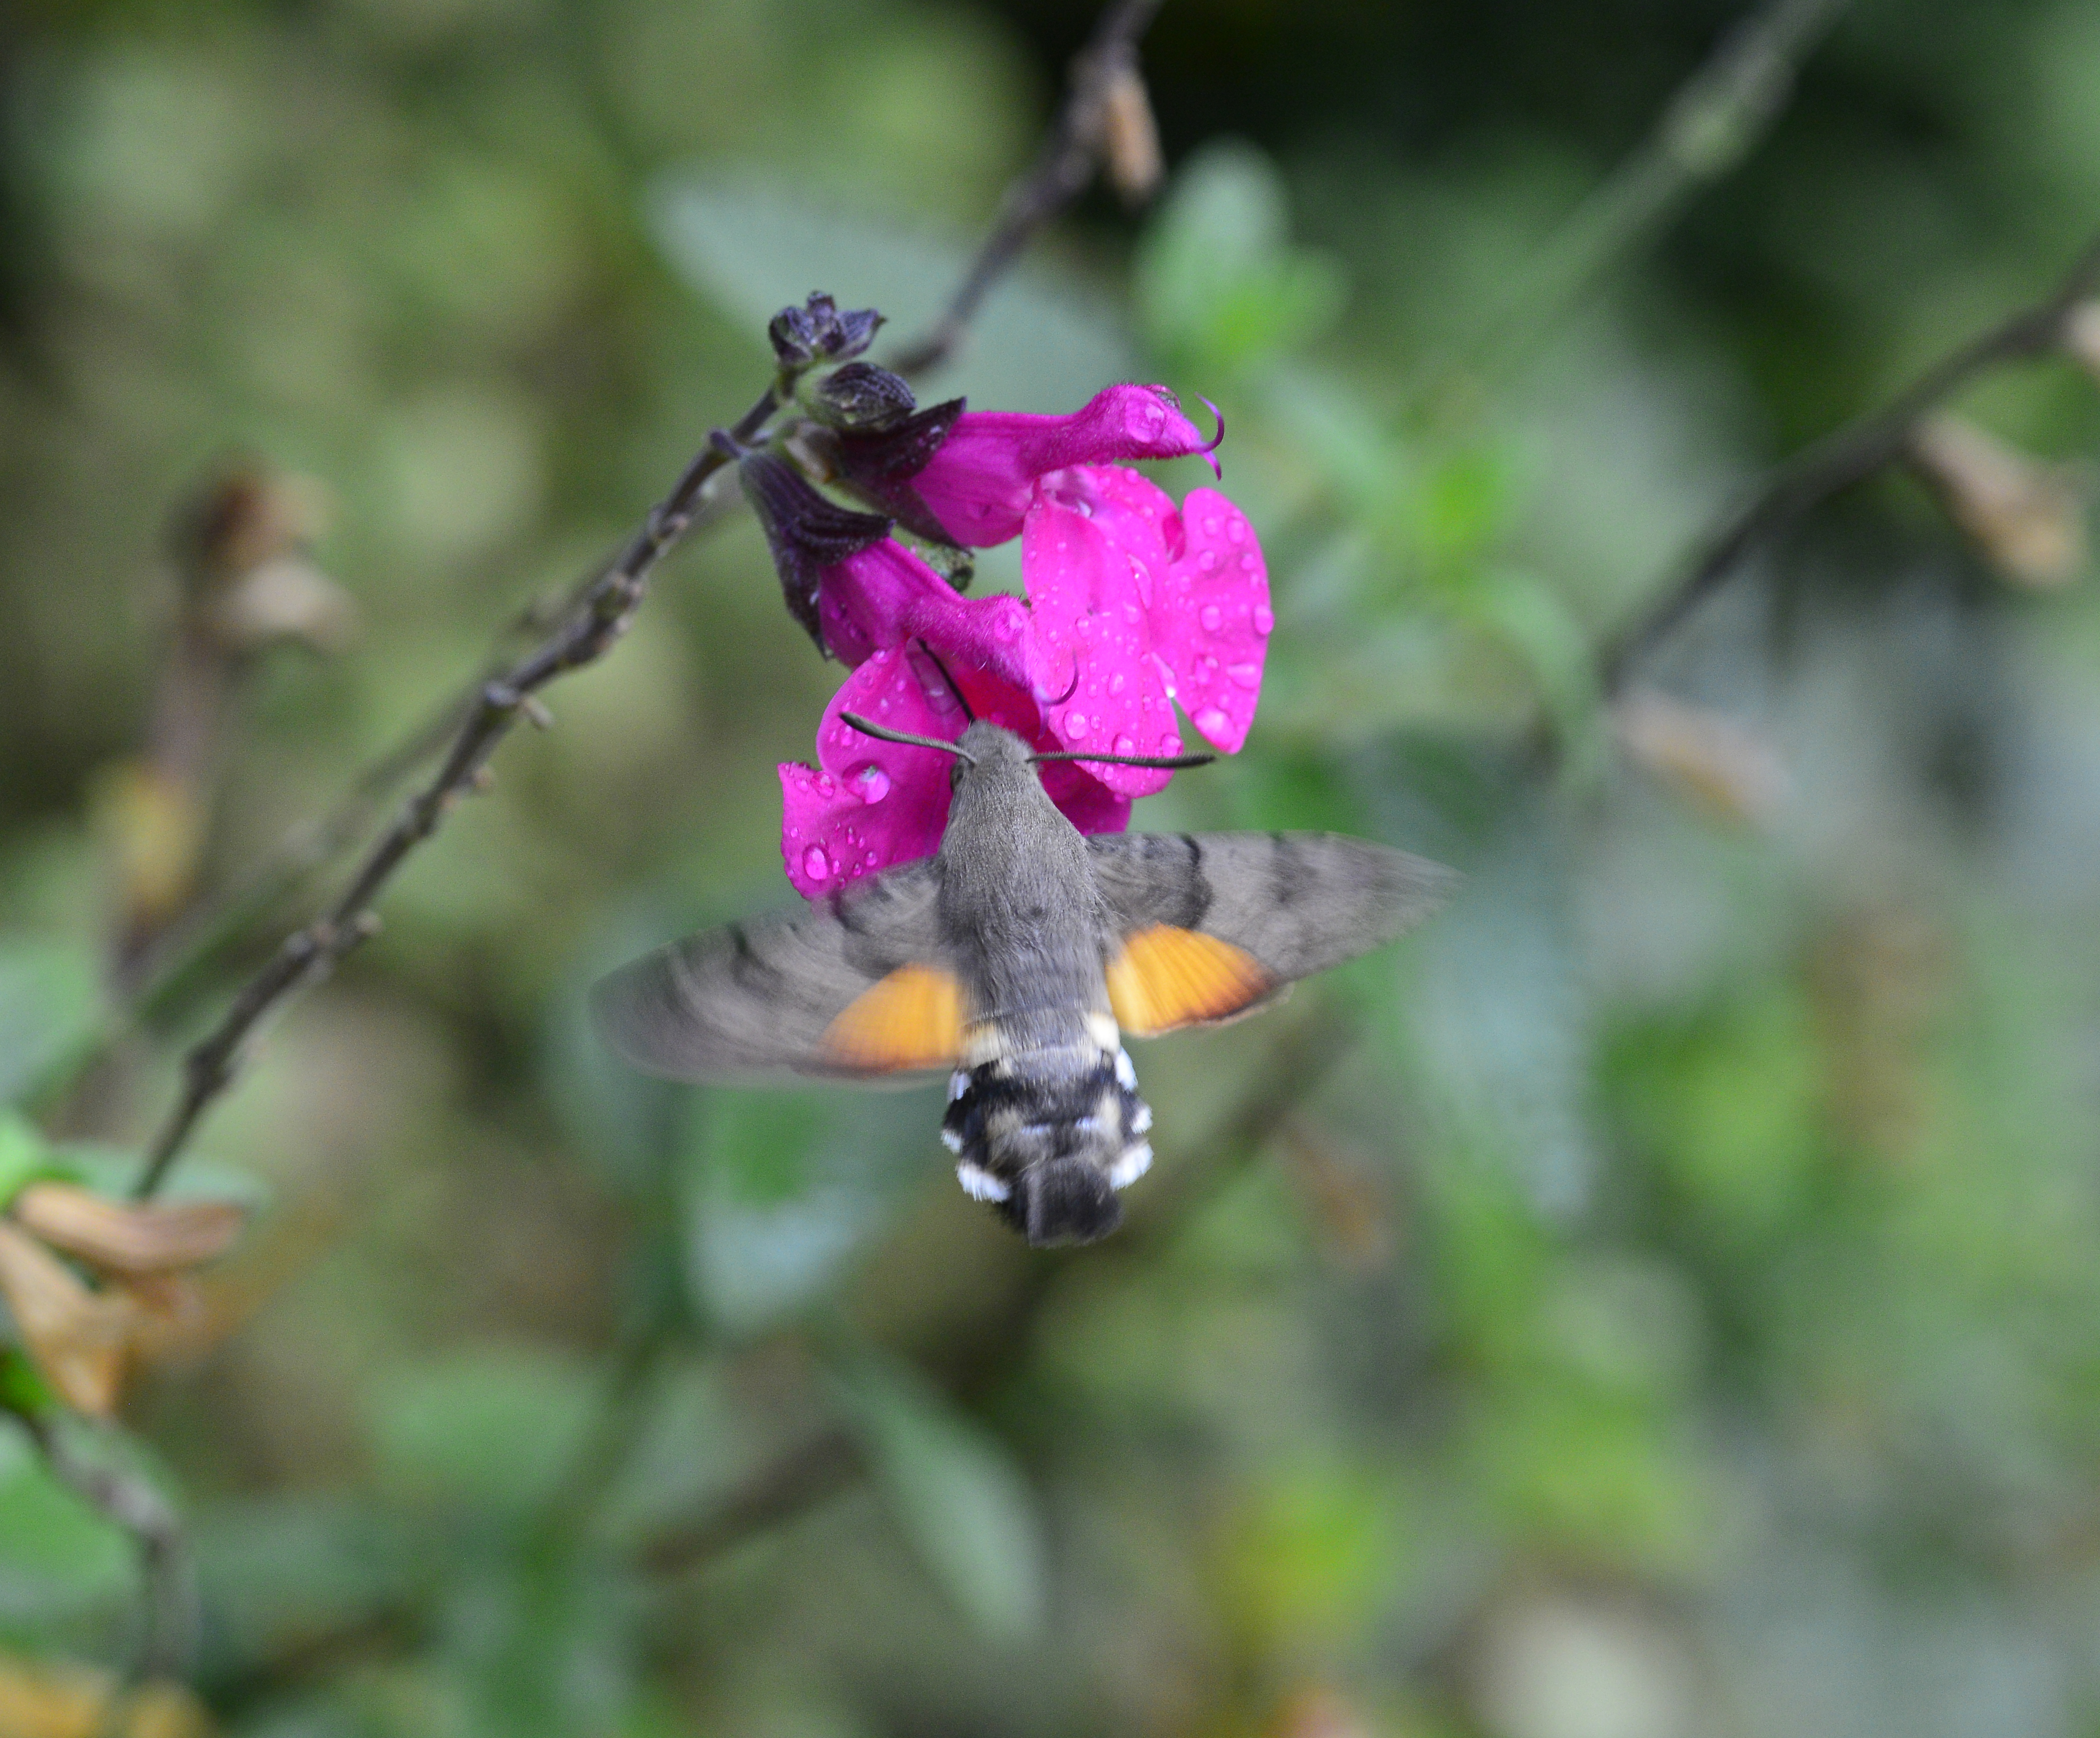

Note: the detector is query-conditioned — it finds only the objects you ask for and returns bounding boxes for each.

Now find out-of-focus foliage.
[6,0,2100,1734]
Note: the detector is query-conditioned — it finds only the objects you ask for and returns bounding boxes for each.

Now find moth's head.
[955,720,1035,780]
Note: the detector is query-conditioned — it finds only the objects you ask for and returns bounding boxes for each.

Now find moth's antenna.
[913,639,976,724]
[1032,748,1218,770]
[840,712,974,759]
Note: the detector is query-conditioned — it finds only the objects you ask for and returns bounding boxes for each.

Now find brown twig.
[130,388,779,1199]
[4,1405,196,1682]
[1601,230,2100,692]
[638,1426,863,1576]
[888,0,1167,378]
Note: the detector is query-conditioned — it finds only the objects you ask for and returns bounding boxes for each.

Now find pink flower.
[777,384,1271,899]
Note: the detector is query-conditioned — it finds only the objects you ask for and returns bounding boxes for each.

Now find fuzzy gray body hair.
[934,723,1144,1246]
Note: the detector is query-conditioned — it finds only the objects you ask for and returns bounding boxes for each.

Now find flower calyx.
[768,293,883,382]
[738,450,894,650]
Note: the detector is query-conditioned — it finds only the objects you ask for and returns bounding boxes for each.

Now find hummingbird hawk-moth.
[593,717,1452,1247]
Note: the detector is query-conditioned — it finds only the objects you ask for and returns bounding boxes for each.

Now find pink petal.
[780,645,1132,899]
[915,384,1217,548]
[1018,471,1191,799]
[816,539,1040,694]
[780,647,958,897]
[1145,487,1271,753]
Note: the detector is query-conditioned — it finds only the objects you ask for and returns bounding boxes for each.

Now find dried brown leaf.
[0,1650,209,1738]
[13,1183,245,1277]
[1613,691,1789,824]
[0,1223,133,1418]
[1097,64,1163,204]
[1907,411,2086,588]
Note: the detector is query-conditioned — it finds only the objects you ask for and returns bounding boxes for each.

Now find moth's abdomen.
[941,1029,1153,1247]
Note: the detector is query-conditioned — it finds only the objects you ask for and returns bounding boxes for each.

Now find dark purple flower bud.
[768,293,883,372]
[739,451,893,649]
[807,362,919,431]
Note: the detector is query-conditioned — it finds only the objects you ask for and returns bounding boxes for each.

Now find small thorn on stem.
[519,695,555,730]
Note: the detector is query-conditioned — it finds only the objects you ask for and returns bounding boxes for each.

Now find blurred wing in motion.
[1088,832,1456,1036]
[592,861,959,1081]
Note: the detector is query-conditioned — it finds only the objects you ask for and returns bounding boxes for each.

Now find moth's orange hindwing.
[1106,925,1276,1037]
[820,963,966,1072]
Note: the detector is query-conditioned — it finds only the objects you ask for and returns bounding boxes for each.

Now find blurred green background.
[7,0,2100,1732]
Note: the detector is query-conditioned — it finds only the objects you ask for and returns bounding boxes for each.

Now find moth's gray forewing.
[591,860,949,1083]
[1086,832,1457,982]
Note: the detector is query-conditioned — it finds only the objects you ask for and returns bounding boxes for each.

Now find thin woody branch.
[1601,228,2100,692]
[131,386,779,1199]
[889,0,1167,378]
[5,1405,196,1682]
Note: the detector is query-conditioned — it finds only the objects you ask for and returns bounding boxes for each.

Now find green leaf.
[1135,141,1347,374]
[1468,568,1602,759]
[680,1083,940,1338]
[0,1112,73,1211]
[368,1348,595,1517]
[651,172,1134,412]
[0,1350,54,1419]
[0,936,102,1106]
[831,1351,1046,1642]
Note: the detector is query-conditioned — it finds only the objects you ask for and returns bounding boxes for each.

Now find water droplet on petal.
[1115,734,1136,754]
[855,764,890,802]
[1199,603,1223,633]
[1067,713,1089,740]
[803,846,831,882]
[1109,671,1126,694]
[1253,604,1275,635]
[1198,550,1217,571]
[1202,516,1220,536]
[1226,518,1246,544]
[1227,662,1261,689]
[818,774,836,796]
[1194,707,1231,739]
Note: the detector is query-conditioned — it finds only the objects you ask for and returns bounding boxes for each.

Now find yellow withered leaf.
[1107,925,1275,1037]
[0,1650,209,1738]
[0,1222,133,1418]
[13,1184,244,1277]
[821,964,965,1072]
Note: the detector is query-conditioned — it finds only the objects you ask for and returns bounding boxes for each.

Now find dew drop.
[1199,603,1223,633]
[1227,662,1261,689]
[803,846,831,882]
[1226,518,1246,544]
[817,774,836,796]
[1198,550,1217,571]
[1202,515,1220,536]
[1109,671,1126,694]
[1195,708,1231,737]
[1253,604,1275,635]
[1114,734,1136,754]
[1067,713,1089,740]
